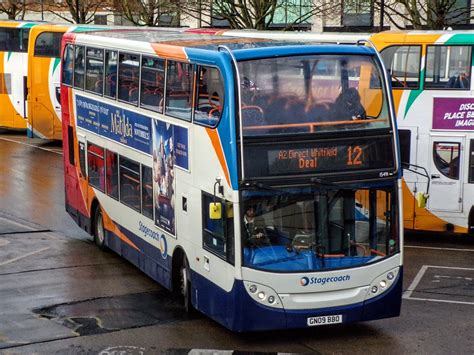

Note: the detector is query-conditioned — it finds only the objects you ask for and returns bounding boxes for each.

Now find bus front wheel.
[93,206,106,250]
[180,256,192,313]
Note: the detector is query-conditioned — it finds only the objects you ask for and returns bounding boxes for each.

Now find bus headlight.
[244,281,283,309]
[366,267,399,300]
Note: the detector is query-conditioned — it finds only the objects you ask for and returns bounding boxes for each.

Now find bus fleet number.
[307,314,343,326]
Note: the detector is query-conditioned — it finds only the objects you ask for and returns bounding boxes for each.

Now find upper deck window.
[195,66,225,127]
[140,56,165,113]
[237,54,390,136]
[34,32,64,57]
[73,46,85,90]
[118,52,140,105]
[62,44,74,86]
[85,47,104,95]
[380,45,421,89]
[165,61,193,121]
[425,45,471,90]
[0,28,29,53]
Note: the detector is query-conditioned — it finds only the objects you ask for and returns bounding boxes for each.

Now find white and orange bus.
[0,21,36,132]
[370,31,474,235]
[61,28,403,331]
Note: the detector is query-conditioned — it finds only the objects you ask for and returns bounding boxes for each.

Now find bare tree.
[44,0,111,24]
[181,0,339,30]
[0,0,28,20]
[377,0,473,29]
[113,0,181,26]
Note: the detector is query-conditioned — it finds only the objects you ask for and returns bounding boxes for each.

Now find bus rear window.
[237,54,390,136]
[34,32,64,57]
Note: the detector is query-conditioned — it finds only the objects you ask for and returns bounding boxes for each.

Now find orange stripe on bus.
[205,128,230,186]
[102,209,141,251]
[150,43,188,61]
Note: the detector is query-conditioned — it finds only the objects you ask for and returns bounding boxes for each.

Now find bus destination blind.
[244,136,395,178]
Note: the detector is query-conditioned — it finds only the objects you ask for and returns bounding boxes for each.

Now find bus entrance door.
[428,136,464,213]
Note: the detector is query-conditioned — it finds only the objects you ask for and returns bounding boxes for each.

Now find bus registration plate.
[307,314,342,326]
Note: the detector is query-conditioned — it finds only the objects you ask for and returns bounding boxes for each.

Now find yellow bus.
[0,21,36,132]
[370,31,474,234]
[27,24,107,139]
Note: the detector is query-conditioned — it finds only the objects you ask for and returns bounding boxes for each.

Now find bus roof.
[371,30,474,45]
[66,29,377,61]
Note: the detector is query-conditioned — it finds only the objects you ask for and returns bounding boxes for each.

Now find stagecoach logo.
[300,275,351,286]
[139,221,168,259]
[111,111,133,140]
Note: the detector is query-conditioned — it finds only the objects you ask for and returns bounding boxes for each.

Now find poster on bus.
[152,120,176,235]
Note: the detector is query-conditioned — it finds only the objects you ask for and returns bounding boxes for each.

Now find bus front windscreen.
[241,185,399,272]
[238,54,389,136]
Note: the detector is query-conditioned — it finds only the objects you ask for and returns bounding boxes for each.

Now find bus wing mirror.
[209,202,222,219]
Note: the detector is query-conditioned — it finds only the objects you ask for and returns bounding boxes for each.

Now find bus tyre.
[93,206,106,250]
[180,256,192,313]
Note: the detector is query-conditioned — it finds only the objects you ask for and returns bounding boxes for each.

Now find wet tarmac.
[1,133,474,354]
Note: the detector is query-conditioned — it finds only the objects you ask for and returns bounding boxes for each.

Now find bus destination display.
[244,136,395,178]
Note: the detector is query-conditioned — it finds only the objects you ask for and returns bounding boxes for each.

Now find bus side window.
[104,50,118,99]
[74,46,85,90]
[165,61,193,121]
[202,193,234,264]
[425,46,471,90]
[62,44,74,86]
[85,47,104,95]
[118,52,140,105]
[87,143,105,192]
[119,156,141,212]
[140,56,164,113]
[380,45,421,89]
[194,66,224,127]
[106,150,119,199]
[78,141,87,178]
[141,165,153,219]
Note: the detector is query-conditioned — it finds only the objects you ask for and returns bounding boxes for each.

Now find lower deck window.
[119,157,141,212]
[106,150,118,199]
[87,143,105,191]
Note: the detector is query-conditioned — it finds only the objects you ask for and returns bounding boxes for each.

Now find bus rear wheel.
[93,206,106,250]
[180,256,192,313]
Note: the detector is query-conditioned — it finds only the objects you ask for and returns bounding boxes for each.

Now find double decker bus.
[370,31,474,234]
[0,21,36,132]
[61,29,402,331]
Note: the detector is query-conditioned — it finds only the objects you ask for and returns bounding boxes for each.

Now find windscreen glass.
[238,54,389,136]
[241,184,399,272]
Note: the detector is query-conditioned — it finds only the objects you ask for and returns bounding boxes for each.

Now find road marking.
[0,137,62,155]
[405,245,474,252]
[0,247,50,266]
[404,265,474,305]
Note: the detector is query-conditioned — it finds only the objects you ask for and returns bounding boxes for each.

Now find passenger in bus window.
[332,88,366,121]
[446,71,470,89]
